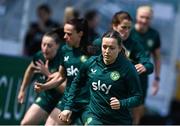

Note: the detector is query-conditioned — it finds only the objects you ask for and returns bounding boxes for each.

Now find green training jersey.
[65,53,142,124]
[130,27,161,57]
[33,49,62,99]
[60,44,89,106]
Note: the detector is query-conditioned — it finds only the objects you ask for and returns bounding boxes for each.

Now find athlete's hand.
[34,82,46,93]
[18,90,25,104]
[110,97,120,110]
[34,60,50,77]
[152,80,159,96]
[59,110,72,122]
[135,63,147,74]
[47,72,59,81]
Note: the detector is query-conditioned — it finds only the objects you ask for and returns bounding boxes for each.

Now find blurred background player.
[63,6,80,24]
[84,9,100,43]
[23,4,59,57]
[130,5,161,124]
[18,28,65,125]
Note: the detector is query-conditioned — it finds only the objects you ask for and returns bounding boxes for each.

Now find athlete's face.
[136,9,152,29]
[113,19,132,40]
[41,36,59,60]
[37,9,50,23]
[102,37,121,65]
[64,23,82,47]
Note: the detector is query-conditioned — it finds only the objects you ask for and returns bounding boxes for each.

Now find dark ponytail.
[65,18,91,55]
[44,27,65,44]
[120,47,126,57]
[80,19,90,54]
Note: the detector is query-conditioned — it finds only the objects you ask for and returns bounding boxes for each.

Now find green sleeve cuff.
[143,63,154,74]
[119,100,126,109]
[119,96,142,109]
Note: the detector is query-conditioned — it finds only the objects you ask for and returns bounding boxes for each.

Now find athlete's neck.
[73,39,80,48]
[135,24,148,33]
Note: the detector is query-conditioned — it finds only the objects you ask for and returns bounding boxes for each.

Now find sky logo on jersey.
[91,68,97,74]
[66,65,79,76]
[110,71,120,81]
[80,55,88,63]
[92,80,112,94]
[147,39,154,48]
[64,56,69,62]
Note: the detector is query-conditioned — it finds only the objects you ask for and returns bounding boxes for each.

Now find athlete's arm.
[55,78,67,94]
[34,65,66,92]
[59,65,87,122]
[64,57,96,110]
[59,57,95,121]
[58,65,87,122]
[18,62,35,104]
[133,41,154,74]
[151,48,161,95]
[64,63,88,110]
[119,66,143,108]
